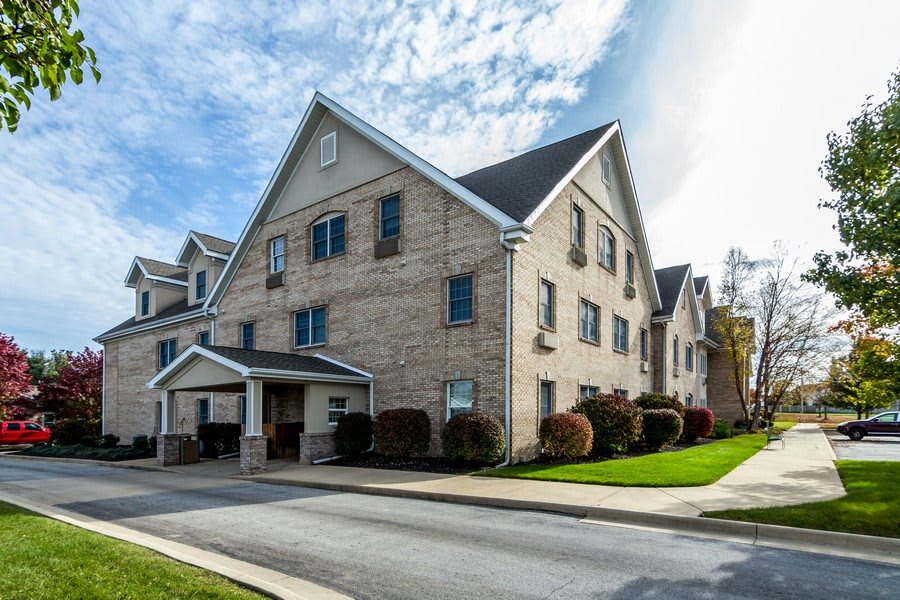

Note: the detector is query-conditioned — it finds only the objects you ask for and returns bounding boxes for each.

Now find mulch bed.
[327,453,488,475]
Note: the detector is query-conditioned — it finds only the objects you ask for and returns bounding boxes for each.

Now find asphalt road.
[825,430,900,461]
[0,458,896,599]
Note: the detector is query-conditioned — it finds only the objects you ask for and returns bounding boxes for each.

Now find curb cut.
[0,452,177,473]
[0,491,349,600]
[242,474,899,566]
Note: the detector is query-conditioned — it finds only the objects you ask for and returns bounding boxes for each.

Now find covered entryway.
[147,344,373,474]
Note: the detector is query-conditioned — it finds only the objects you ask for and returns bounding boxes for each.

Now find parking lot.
[825,430,900,461]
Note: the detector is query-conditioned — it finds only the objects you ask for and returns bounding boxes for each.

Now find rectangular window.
[195,270,207,300]
[380,194,400,240]
[572,204,584,249]
[539,381,554,420]
[241,322,254,350]
[602,154,612,186]
[686,343,694,371]
[613,315,629,352]
[626,251,635,285]
[447,274,473,324]
[328,397,348,426]
[699,353,707,376]
[447,380,473,419]
[198,330,210,345]
[158,339,176,369]
[141,291,150,316]
[239,395,247,425]
[613,388,629,398]
[640,328,649,361]
[312,214,345,260]
[198,398,209,425]
[673,336,679,366]
[579,299,599,343]
[320,131,337,167]
[294,306,327,347]
[599,227,616,270]
[539,279,555,328]
[270,236,285,273]
[579,385,599,399]
[155,401,162,433]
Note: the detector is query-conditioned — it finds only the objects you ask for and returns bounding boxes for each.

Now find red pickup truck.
[0,421,52,445]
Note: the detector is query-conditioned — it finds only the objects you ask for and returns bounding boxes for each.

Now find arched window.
[686,343,694,371]
[686,393,693,407]
[673,335,679,366]
[599,226,616,271]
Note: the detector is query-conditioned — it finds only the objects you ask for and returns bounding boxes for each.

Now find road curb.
[243,474,899,566]
[0,491,349,600]
[0,452,176,473]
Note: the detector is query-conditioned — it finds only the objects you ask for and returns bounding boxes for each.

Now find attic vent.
[321,131,337,167]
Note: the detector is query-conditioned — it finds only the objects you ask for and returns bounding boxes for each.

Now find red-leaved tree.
[38,347,103,419]
[0,333,32,419]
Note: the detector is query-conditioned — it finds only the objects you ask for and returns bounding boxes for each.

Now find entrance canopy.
[147,344,373,392]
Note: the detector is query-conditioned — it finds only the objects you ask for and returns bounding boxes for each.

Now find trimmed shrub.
[641,409,683,450]
[374,408,431,458]
[335,412,373,455]
[79,434,100,447]
[132,435,149,451]
[100,434,120,448]
[50,418,100,446]
[441,413,506,464]
[197,422,241,458]
[712,419,734,439]
[634,392,685,417]
[570,393,643,456]
[682,407,715,442]
[539,413,593,459]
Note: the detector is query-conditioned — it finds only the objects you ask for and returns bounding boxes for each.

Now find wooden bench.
[765,426,784,450]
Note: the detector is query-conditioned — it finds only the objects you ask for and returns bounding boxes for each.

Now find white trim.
[654,265,705,336]
[94,308,206,343]
[148,344,249,388]
[602,153,612,187]
[175,231,231,267]
[320,130,337,168]
[249,369,370,384]
[125,257,189,289]
[269,235,285,274]
[313,354,374,378]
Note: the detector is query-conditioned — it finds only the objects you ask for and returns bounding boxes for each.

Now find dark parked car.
[836,411,900,441]
[0,420,52,445]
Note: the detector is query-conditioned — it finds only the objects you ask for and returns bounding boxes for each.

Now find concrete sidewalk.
[231,423,843,517]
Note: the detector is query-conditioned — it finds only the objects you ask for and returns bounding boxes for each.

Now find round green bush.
[441,412,505,464]
[539,413,593,459]
[641,409,683,450]
[682,407,715,442]
[570,393,643,456]
[712,419,734,439]
[335,412,373,455]
[50,418,101,446]
[634,392,685,417]
[374,408,431,458]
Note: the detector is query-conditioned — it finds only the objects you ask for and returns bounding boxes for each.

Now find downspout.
[496,247,513,467]
[367,379,375,452]
[207,308,216,421]
[100,345,107,435]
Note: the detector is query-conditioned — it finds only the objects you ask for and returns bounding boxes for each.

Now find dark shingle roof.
[694,276,709,297]
[138,257,188,281]
[653,264,692,318]
[96,299,202,339]
[455,122,617,222]
[194,232,235,255]
[199,345,367,378]
[705,307,724,345]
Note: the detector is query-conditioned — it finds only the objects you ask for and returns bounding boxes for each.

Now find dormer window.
[602,154,612,187]
[270,236,285,273]
[320,131,337,168]
[141,291,149,316]
[195,270,207,300]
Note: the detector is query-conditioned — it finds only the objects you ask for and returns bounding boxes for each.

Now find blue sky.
[1,0,898,351]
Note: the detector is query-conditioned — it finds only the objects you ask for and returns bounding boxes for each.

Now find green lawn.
[476,433,769,487]
[706,460,900,538]
[0,501,264,599]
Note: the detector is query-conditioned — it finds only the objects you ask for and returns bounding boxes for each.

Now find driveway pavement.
[1,458,896,599]
[825,430,900,461]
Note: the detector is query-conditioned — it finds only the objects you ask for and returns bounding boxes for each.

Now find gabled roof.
[456,123,616,222]
[175,231,236,267]
[653,264,692,318]
[693,276,709,298]
[125,257,188,288]
[705,307,724,346]
[94,299,204,342]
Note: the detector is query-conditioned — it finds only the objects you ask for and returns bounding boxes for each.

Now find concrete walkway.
[180,423,842,517]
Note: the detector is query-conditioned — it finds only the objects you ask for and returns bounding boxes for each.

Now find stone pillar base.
[297,432,337,465]
[157,434,180,466]
[240,435,267,475]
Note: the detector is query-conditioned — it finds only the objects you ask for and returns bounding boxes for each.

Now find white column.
[160,390,176,434]
[245,380,263,436]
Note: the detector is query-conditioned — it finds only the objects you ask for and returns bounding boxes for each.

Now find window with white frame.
[626,250,635,285]
[270,236,285,273]
[685,393,694,407]
[196,270,207,300]
[294,306,326,347]
[572,204,584,249]
[539,279,554,328]
[198,330,210,345]
[141,290,150,316]
[640,327,649,361]
[602,154,612,186]
[599,226,616,271]
[328,397,348,426]
[158,339,176,369]
[685,342,694,371]
[613,315,629,352]
[447,274,473,324]
[699,352,707,376]
[320,131,337,167]
[613,388,629,398]
[539,380,554,420]
[673,335,679,366]
[580,299,599,343]
[447,380,473,419]
[311,214,345,260]
[198,398,209,425]
[579,385,599,399]
[241,322,254,351]
[380,194,400,240]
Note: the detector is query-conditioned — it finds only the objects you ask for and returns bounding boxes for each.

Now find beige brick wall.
[707,348,749,424]
[509,182,653,461]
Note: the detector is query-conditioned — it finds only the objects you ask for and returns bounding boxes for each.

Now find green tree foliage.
[827,336,899,419]
[26,348,69,384]
[806,69,900,330]
[1,0,100,132]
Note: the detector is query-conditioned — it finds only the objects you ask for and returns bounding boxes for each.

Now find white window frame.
[579,385,599,399]
[539,380,554,421]
[141,290,150,316]
[640,327,649,361]
[379,193,401,240]
[447,274,474,325]
[599,226,616,271]
[699,352,707,376]
[158,339,176,369]
[328,397,348,426]
[447,380,473,420]
[673,335,679,366]
[539,279,555,329]
[579,299,599,343]
[602,154,612,187]
[198,330,210,345]
[613,315,629,353]
[198,397,209,425]
[311,213,346,260]
[241,322,254,350]
[625,250,634,285]
[270,236,285,273]
[320,131,337,168]
[572,204,584,249]
[294,306,327,348]
[195,269,207,300]
[686,342,694,371]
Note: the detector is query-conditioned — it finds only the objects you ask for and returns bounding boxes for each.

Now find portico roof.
[147,344,373,391]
